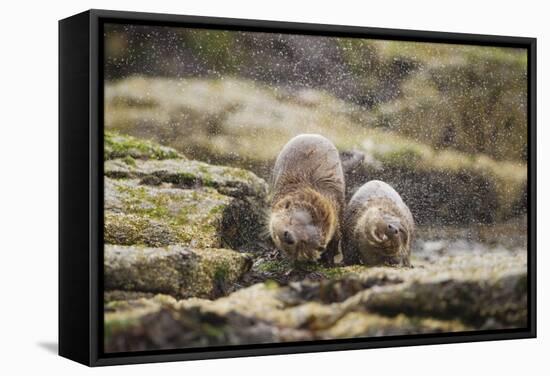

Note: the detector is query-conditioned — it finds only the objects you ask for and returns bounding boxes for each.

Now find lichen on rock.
[104,247,526,350]
[104,245,252,299]
[105,131,182,160]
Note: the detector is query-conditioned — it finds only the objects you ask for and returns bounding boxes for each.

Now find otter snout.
[375,219,402,241]
[283,230,295,245]
[270,214,325,261]
[386,223,400,237]
[279,227,321,249]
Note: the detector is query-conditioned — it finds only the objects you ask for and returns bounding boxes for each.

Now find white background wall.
[0,0,546,374]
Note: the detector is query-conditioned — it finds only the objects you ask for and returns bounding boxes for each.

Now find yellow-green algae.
[105,178,231,248]
[104,245,251,299]
[104,131,182,160]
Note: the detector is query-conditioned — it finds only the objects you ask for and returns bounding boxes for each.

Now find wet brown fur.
[343,182,414,267]
[269,135,345,264]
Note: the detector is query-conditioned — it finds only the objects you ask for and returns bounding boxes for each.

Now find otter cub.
[343,180,414,267]
[269,134,345,263]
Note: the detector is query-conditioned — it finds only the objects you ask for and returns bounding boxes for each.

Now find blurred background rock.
[104,23,528,225]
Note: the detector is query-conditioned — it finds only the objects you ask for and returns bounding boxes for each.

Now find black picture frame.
[59,9,537,367]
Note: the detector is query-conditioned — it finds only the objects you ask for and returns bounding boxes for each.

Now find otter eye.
[285,201,291,209]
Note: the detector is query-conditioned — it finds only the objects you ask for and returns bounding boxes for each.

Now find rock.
[104,132,182,160]
[319,312,468,339]
[104,77,526,224]
[104,164,268,250]
[102,132,270,304]
[344,251,527,328]
[104,245,252,299]
[104,212,179,247]
[370,43,527,161]
[104,294,313,352]
[104,178,232,249]
[104,157,268,199]
[103,135,269,251]
[104,291,155,304]
[361,271,527,328]
[104,248,526,351]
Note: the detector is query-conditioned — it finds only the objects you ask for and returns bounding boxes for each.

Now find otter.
[269,134,345,264]
[343,180,414,267]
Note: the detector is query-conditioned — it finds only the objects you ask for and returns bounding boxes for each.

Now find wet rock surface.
[105,249,526,352]
[104,245,252,299]
[103,130,528,353]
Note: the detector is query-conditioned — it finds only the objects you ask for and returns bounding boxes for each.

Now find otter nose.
[387,223,399,235]
[283,230,295,245]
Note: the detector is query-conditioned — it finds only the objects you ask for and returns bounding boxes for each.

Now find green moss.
[256,259,355,280]
[172,171,199,185]
[201,323,227,339]
[104,131,181,160]
[264,279,279,289]
[200,173,215,187]
[122,155,136,166]
[226,167,251,180]
[109,179,230,248]
[209,204,225,216]
[104,316,140,343]
[256,260,291,274]
[376,147,423,168]
[214,265,230,285]
[109,94,158,108]
[185,29,244,73]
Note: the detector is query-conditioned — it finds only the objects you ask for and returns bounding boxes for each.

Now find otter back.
[271,134,345,206]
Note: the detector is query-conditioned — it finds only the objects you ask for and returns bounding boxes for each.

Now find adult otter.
[269,134,345,264]
[343,180,414,267]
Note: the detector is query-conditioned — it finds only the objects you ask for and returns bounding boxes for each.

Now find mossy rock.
[104,291,155,304]
[370,43,527,161]
[104,157,268,200]
[362,271,527,328]
[105,178,232,249]
[104,245,252,299]
[105,131,182,160]
[104,212,179,247]
[104,175,267,250]
[104,300,312,353]
[319,312,468,339]
[250,257,371,286]
[104,247,526,351]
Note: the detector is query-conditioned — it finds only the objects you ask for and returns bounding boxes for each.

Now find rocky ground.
[103,133,528,353]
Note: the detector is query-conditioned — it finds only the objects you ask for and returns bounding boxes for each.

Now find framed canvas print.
[59,9,536,366]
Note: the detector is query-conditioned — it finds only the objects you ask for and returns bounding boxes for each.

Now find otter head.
[269,191,335,262]
[356,206,408,256]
